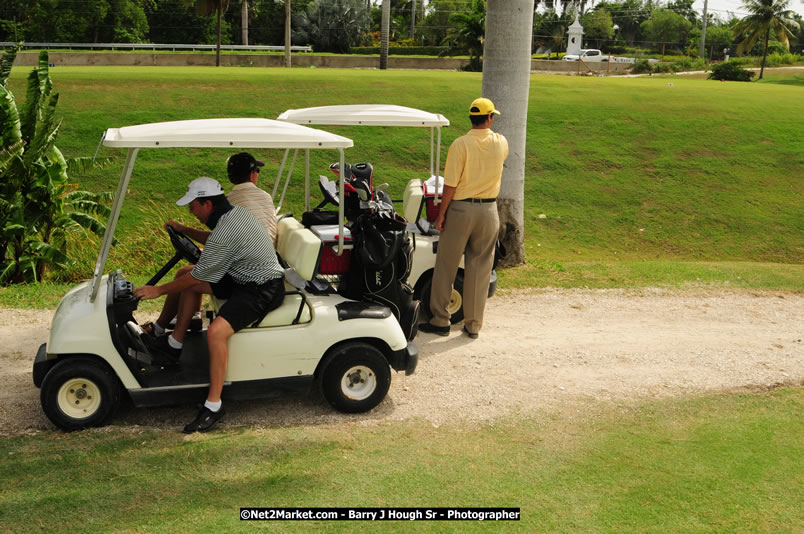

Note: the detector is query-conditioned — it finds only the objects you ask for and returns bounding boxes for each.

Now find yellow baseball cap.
[469,97,500,116]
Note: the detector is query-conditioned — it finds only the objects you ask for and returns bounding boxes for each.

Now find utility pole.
[699,0,709,59]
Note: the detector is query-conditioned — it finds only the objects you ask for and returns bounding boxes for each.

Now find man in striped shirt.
[140,152,277,337]
[134,177,285,433]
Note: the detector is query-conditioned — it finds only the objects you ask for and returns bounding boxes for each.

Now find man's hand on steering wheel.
[166,225,202,264]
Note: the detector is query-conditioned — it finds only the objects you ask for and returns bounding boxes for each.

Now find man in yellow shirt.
[419,97,509,339]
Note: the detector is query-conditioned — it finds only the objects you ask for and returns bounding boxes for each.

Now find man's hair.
[470,114,490,126]
[196,194,228,209]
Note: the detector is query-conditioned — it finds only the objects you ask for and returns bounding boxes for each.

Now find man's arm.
[165,220,210,244]
[134,270,202,300]
[434,185,457,233]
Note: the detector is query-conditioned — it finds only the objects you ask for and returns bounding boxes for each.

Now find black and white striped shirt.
[191,205,284,285]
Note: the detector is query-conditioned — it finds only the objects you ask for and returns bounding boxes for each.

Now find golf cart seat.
[402,178,437,235]
[210,216,324,327]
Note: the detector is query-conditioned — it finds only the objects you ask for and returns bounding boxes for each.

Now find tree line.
[0,0,801,59]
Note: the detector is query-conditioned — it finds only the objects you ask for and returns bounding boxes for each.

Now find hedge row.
[350,46,449,56]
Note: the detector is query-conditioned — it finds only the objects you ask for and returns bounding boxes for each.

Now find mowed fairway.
[4,66,802,291]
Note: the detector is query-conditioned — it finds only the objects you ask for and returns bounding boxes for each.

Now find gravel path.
[1,288,801,435]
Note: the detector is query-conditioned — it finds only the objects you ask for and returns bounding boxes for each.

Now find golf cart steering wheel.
[167,225,201,264]
[144,226,202,287]
[318,175,340,207]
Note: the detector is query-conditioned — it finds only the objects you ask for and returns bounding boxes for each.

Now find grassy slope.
[2,66,802,297]
[1,387,801,532]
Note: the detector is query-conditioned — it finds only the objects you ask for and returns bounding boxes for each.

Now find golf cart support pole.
[89,147,139,303]
[337,148,345,254]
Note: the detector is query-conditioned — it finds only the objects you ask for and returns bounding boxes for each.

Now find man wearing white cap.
[134,177,285,433]
[419,97,509,339]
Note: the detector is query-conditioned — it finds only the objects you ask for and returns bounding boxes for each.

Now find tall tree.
[733,0,799,79]
[641,8,692,59]
[483,0,534,266]
[186,0,232,66]
[443,0,486,71]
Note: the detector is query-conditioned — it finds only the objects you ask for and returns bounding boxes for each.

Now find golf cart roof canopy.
[103,118,354,149]
[277,105,450,128]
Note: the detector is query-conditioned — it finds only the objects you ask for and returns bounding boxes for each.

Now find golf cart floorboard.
[133,332,210,388]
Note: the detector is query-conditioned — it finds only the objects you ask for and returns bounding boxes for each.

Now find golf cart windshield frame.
[90,118,353,303]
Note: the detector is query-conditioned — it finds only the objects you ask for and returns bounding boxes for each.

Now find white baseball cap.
[176,177,224,206]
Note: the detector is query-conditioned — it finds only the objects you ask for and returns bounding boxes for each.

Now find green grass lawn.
[3,66,801,298]
[1,387,801,533]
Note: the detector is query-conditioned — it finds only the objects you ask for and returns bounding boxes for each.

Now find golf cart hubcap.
[447,289,462,315]
[341,366,377,401]
[57,378,101,419]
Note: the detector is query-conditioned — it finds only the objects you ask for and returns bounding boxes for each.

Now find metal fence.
[1,42,312,53]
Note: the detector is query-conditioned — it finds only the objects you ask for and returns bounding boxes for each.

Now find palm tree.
[380,0,390,69]
[186,0,232,67]
[482,0,534,265]
[444,0,486,71]
[733,0,799,79]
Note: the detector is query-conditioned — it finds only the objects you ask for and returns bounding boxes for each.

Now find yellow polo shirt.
[443,128,509,200]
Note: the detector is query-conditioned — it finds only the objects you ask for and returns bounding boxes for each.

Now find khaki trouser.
[429,200,499,333]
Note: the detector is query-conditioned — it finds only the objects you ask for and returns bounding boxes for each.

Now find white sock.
[153,322,165,336]
[167,335,183,349]
[204,400,222,412]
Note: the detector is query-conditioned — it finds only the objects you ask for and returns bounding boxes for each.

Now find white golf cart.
[32,118,417,432]
[275,104,499,324]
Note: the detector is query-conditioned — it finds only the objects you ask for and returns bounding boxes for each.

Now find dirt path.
[1,288,802,435]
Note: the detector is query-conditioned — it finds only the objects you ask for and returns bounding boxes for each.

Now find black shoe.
[183,406,226,433]
[419,322,450,336]
[463,326,479,339]
[142,334,181,366]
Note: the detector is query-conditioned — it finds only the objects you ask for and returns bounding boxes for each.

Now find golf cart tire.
[321,342,391,413]
[419,271,464,324]
[40,356,121,432]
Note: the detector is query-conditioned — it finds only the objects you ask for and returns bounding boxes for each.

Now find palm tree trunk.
[285,0,291,67]
[216,9,222,67]
[241,0,248,46]
[760,28,769,80]
[380,0,390,69]
[483,0,534,266]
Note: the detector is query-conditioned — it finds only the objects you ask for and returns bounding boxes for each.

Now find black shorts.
[211,276,285,332]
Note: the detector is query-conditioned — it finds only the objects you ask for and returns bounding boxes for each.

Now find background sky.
[691,0,804,20]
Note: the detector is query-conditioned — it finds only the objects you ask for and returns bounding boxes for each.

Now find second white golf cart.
[32,118,417,431]
[276,104,499,324]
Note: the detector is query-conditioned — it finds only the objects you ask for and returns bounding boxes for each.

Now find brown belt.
[457,198,496,204]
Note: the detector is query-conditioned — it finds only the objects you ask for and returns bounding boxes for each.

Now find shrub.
[766,41,788,56]
[0,47,112,284]
[631,59,654,74]
[653,62,678,73]
[350,46,449,56]
[764,52,798,67]
[707,61,755,81]
[673,56,706,71]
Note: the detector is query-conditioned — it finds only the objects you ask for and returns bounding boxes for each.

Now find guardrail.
[1,42,312,53]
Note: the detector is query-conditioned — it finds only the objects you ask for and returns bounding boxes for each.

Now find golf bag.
[338,211,420,341]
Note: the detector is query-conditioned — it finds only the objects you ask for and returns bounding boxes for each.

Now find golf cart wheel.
[321,343,391,413]
[419,272,464,324]
[41,357,121,432]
